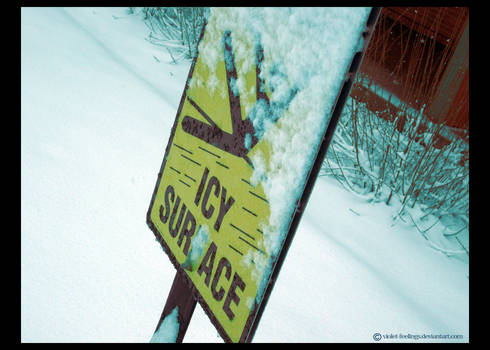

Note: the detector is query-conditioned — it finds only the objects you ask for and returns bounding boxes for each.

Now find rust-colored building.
[354,7,469,131]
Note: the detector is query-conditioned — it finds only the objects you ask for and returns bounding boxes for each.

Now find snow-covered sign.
[147,7,379,342]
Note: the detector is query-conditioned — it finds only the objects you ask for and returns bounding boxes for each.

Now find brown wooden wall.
[357,7,469,130]
[384,7,468,47]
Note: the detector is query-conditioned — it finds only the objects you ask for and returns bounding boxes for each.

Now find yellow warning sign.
[147,6,378,343]
[147,29,281,342]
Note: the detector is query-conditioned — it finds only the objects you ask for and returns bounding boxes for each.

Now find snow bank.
[21,7,192,342]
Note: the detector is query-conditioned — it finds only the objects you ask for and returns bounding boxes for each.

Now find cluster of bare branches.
[321,8,469,255]
[322,94,468,237]
[132,7,209,63]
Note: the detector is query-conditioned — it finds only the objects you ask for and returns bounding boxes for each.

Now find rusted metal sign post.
[147,7,381,343]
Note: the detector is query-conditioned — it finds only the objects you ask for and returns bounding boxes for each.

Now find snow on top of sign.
[198,7,371,301]
[150,306,180,343]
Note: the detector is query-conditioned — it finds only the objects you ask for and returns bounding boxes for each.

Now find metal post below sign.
[154,271,197,343]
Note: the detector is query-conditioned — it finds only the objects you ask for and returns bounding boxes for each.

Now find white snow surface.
[21,7,468,343]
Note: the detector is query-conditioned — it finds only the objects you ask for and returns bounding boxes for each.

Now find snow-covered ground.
[21,7,469,343]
